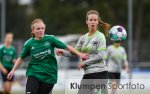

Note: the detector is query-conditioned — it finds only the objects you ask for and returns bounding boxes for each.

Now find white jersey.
[62,30,108,74]
[105,45,128,73]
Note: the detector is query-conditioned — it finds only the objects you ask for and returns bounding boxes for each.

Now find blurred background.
[0,0,150,94]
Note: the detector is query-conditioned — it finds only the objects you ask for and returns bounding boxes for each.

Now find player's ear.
[32,27,35,33]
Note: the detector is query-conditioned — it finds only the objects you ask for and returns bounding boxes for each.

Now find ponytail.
[99,20,110,37]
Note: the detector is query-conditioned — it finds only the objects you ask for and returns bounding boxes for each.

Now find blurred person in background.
[56,10,110,94]
[0,33,16,94]
[105,42,129,94]
[7,18,88,94]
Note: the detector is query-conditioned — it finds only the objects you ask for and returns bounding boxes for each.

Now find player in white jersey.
[105,43,129,94]
[56,10,110,94]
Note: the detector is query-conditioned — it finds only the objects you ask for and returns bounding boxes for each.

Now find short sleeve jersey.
[0,45,16,70]
[106,45,127,72]
[20,35,67,84]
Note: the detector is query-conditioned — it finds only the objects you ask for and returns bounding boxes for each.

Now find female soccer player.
[106,43,129,94]
[7,19,88,94]
[56,10,110,94]
[0,33,16,94]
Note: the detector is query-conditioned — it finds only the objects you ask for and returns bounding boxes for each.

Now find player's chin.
[39,35,44,38]
[91,26,96,30]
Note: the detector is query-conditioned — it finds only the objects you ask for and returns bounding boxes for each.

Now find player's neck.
[88,29,96,37]
[35,36,43,40]
[4,43,11,48]
[113,45,120,48]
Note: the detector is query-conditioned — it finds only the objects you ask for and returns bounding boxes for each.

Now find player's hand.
[125,67,129,73]
[7,70,15,80]
[79,53,89,61]
[56,49,63,56]
[78,63,85,71]
[2,68,8,75]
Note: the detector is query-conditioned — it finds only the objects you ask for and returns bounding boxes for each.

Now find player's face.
[114,43,121,47]
[32,22,45,39]
[4,34,13,45]
[86,14,99,31]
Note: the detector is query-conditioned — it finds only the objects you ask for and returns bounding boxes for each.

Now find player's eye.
[94,19,97,21]
[89,19,93,21]
[36,28,40,30]
[41,27,44,30]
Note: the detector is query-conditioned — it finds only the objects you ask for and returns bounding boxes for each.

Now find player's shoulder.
[79,34,86,40]
[44,34,57,40]
[44,34,55,38]
[107,45,114,49]
[0,45,5,50]
[119,46,126,50]
[74,34,86,42]
[94,30,106,42]
[24,38,34,46]
[10,46,15,50]
[95,30,106,40]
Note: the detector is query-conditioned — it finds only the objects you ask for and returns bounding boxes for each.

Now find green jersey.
[0,45,16,70]
[20,35,67,84]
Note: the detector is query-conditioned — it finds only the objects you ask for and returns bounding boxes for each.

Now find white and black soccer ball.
[109,25,127,43]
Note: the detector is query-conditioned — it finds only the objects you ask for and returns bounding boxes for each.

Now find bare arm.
[7,57,23,80]
[0,62,8,74]
[0,62,5,71]
[57,46,82,57]
[12,59,16,64]
[66,45,88,59]
[11,57,23,71]
[56,49,73,57]
[125,61,129,73]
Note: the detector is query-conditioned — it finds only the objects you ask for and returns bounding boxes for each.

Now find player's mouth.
[91,25,96,27]
[92,24,95,26]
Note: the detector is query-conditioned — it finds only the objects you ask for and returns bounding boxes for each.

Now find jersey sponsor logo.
[9,51,13,55]
[3,55,12,61]
[33,49,51,59]
[3,50,13,55]
[44,42,51,47]
[47,49,51,54]
[3,50,6,53]
[92,41,98,46]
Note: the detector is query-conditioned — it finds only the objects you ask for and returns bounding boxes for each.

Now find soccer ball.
[109,25,127,43]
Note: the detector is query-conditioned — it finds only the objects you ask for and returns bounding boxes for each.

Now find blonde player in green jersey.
[7,19,88,94]
[0,33,16,94]
[56,10,110,94]
[105,43,129,94]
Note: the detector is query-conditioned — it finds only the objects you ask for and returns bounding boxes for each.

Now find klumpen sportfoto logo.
[70,82,145,90]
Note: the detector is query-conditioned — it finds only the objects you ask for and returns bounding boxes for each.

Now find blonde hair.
[86,10,110,37]
[31,18,45,37]
[5,32,13,37]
